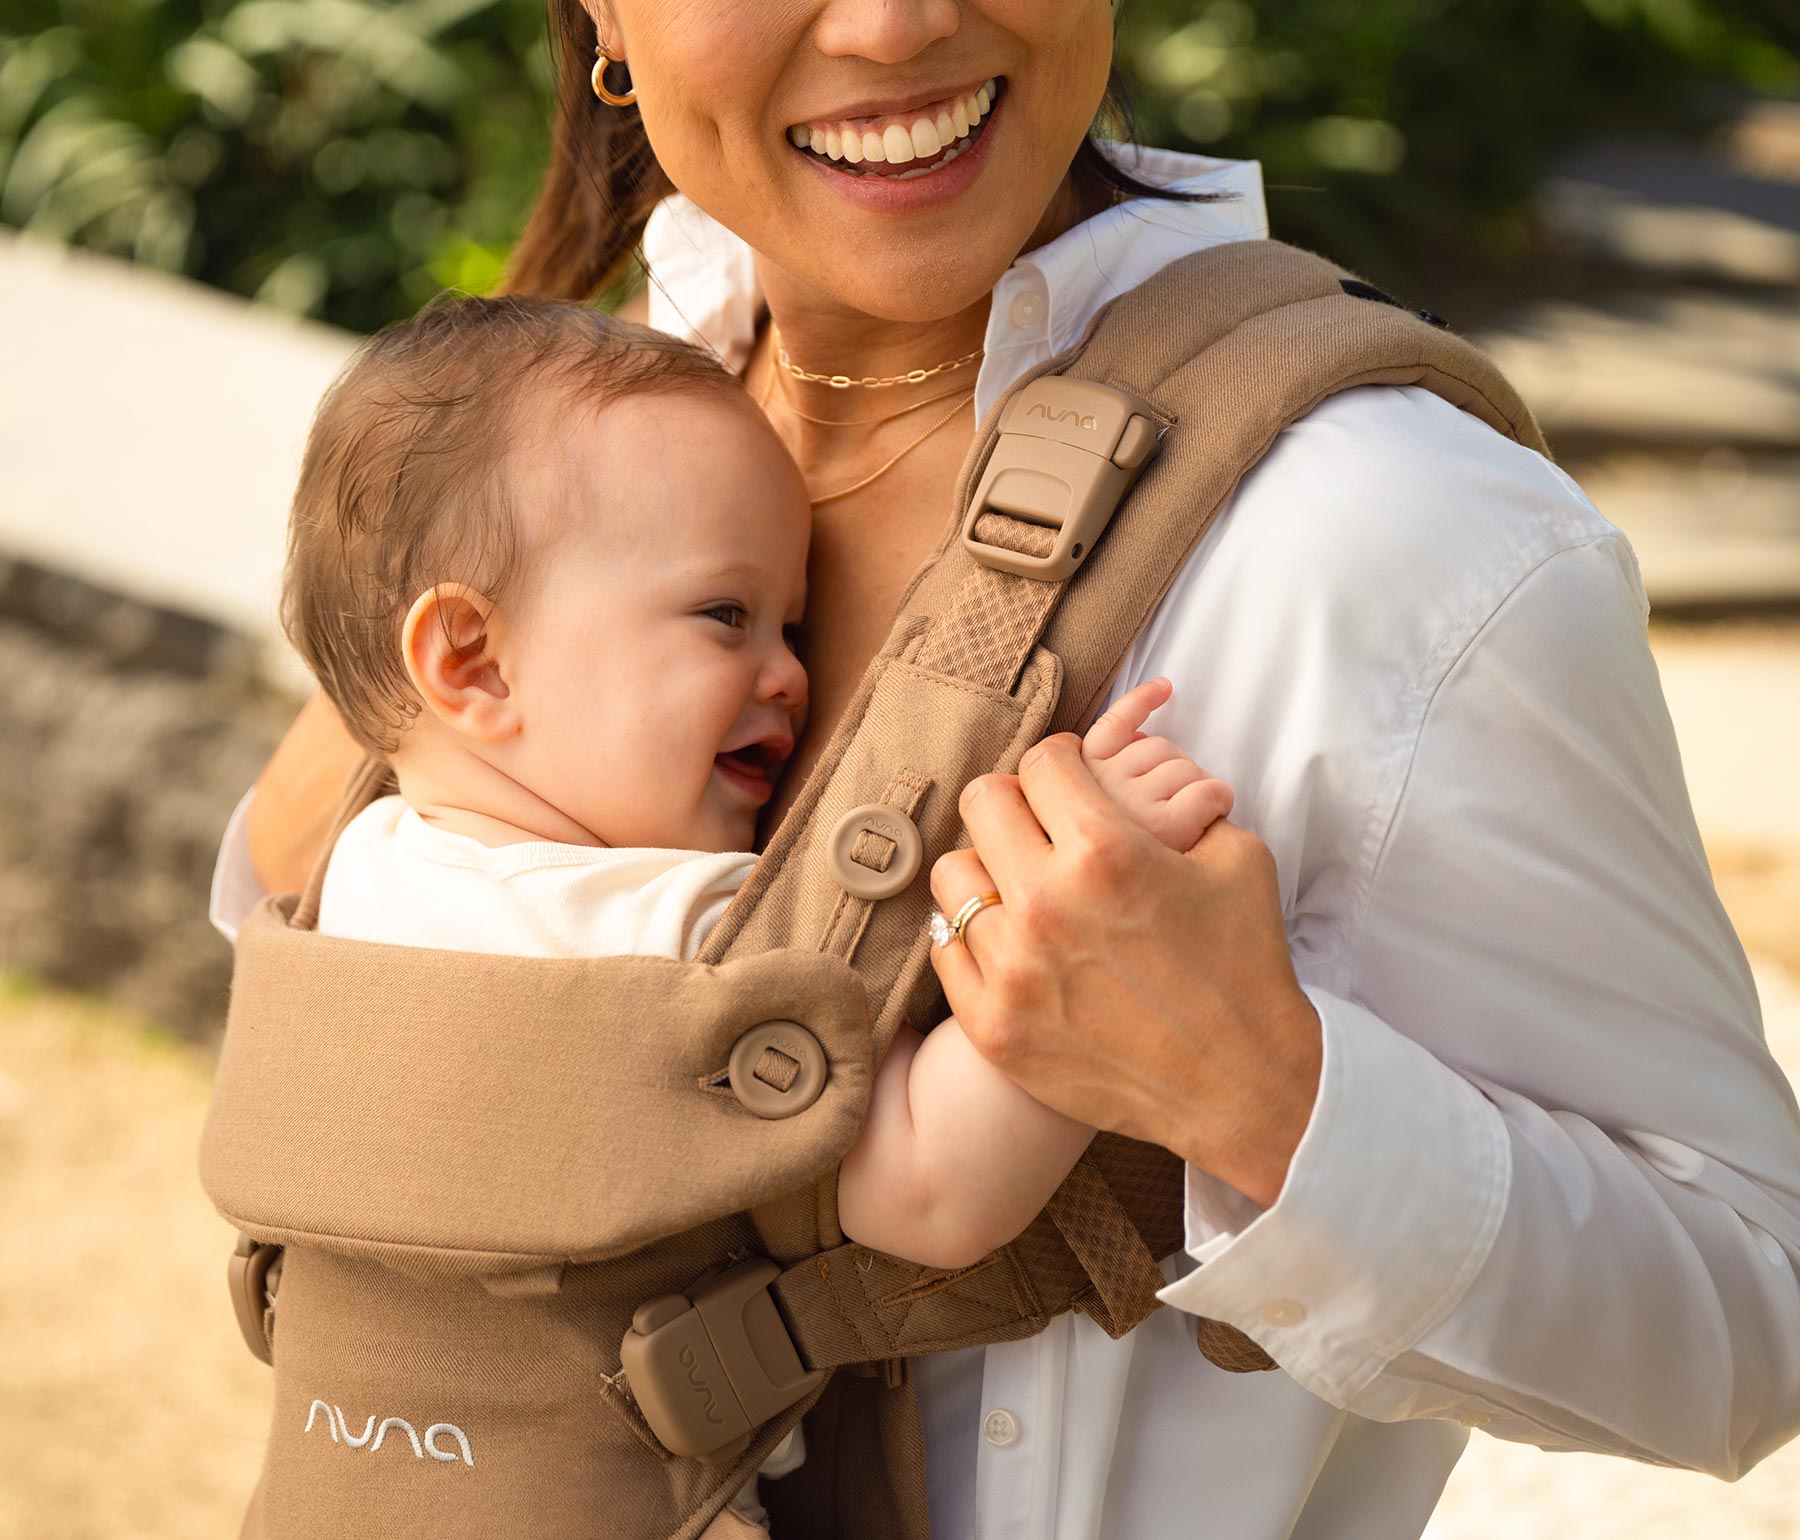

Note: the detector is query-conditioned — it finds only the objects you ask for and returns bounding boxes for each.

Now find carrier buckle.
[961,378,1164,583]
[621,1258,825,1464]
[228,1232,279,1365]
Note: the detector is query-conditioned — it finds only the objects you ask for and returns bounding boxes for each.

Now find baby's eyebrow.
[684,560,763,586]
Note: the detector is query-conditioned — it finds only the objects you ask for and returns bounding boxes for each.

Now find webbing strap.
[910,516,1058,693]
[766,1145,1185,1370]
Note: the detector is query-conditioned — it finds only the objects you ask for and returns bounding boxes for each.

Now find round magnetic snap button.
[827,803,924,901]
[1258,1298,1307,1327]
[982,1408,1021,1447]
[1008,291,1043,329]
[728,1021,828,1119]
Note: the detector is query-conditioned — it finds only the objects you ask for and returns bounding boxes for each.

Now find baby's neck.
[391,739,606,850]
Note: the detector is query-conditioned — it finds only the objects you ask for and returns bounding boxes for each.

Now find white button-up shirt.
[214,145,1800,1539]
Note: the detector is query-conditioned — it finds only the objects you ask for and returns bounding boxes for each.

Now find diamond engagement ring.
[927,892,1003,948]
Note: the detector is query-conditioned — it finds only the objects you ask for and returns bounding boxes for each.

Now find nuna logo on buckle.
[304,1399,474,1466]
[1026,401,1099,431]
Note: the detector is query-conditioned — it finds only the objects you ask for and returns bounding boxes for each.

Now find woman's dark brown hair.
[498,2,1232,305]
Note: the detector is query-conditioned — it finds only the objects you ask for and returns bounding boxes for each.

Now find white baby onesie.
[315,794,805,1522]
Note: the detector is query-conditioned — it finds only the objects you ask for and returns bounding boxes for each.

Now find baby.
[281,294,1233,1532]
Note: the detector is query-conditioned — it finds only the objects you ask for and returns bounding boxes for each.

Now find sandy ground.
[2,622,1797,1538]
[0,981,269,1538]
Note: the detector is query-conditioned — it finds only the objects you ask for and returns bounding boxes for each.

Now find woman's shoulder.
[1185,380,1635,642]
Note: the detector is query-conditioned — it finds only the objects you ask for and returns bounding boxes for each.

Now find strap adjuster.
[961,378,1164,582]
[228,1232,280,1365]
[620,1258,824,1464]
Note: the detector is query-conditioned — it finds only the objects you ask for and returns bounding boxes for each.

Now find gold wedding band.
[948,892,1003,944]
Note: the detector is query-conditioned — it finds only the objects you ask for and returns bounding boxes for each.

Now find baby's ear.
[401,583,518,744]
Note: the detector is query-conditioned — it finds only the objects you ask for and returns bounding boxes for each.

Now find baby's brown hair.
[282,291,737,752]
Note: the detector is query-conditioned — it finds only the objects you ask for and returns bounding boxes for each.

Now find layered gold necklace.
[758,321,980,507]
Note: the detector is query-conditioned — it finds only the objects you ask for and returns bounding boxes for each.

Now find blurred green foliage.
[0,0,553,333]
[1,0,1793,331]
[1116,0,1798,278]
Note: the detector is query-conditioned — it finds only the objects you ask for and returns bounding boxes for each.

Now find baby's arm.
[838,679,1233,1269]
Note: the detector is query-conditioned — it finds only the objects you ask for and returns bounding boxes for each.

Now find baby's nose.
[764,646,809,708]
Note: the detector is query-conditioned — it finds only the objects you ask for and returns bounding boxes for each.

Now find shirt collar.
[644,144,1268,423]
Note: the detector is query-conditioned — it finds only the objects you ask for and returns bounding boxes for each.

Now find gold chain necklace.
[757,336,973,506]
[759,362,975,428]
[804,391,973,506]
[771,321,983,390]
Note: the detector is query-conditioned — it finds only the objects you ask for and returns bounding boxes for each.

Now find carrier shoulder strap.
[698,237,1548,1381]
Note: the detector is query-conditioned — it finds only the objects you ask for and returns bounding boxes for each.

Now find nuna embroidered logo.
[1026,402,1099,431]
[304,1399,474,1466]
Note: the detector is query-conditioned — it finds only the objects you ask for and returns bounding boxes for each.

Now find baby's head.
[283,293,811,854]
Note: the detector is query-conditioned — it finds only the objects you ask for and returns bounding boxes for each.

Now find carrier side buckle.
[620,1258,825,1465]
[961,377,1164,583]
[228,1232,279,1366]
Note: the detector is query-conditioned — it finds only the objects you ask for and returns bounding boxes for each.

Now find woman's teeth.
[787,79,998,177]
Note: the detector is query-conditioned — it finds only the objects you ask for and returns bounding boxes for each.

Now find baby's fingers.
[1168,775,1236,852]
[1083,677,1173,762]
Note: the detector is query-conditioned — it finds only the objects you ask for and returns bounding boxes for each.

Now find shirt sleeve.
[208,785,264,945]
[1156,532,1800,1479]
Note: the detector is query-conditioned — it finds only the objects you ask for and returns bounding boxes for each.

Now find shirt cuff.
[208,786,265,945]
[1154,983,1512,1405]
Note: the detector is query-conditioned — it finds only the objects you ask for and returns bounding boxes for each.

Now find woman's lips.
[786,78,1001,175]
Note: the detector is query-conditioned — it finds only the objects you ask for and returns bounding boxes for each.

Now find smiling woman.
[219,2,1800,1539]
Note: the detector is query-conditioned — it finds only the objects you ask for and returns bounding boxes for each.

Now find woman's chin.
[772,215,1030,326]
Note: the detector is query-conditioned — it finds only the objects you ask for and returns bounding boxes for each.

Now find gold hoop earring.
[591,41,636,107]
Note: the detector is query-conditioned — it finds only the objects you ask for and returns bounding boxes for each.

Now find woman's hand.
[929,732,1322,1210]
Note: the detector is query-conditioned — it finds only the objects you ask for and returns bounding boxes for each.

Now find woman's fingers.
[928,903,986,1005]
[930,846,997,920]
[956,771,1051,891]
[1015,731,1128,849]
[929,847,1005,967]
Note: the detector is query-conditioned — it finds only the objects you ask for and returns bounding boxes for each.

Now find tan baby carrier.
[201,239,1550,1539]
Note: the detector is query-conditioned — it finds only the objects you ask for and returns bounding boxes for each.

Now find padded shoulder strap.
[1041,238,1549,729]
[722,238,1553,1389]
[907,238,1550,737]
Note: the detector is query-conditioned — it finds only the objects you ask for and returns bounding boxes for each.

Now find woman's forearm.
[837,1020,1096,1271]
[244,690,366,894]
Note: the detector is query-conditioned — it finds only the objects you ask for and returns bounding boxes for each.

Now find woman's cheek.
[621,9,788,213]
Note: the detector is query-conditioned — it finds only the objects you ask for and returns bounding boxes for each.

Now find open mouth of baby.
[714,738,791,799]
[785,78,1003,180]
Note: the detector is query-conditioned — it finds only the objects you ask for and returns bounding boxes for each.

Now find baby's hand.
[1081,678,1233,853]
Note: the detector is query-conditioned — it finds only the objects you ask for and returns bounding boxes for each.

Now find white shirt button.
[1458,1411,1493,1429]
[982,1407,1021,1447]
[1259,1298,1307,1327]
[1007,291,1044,330]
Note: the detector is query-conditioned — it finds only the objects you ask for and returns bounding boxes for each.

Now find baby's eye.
[703,603,747,629]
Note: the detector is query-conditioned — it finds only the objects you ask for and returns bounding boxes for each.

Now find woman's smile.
[784,76,1007,212]
[785,77,1000,175]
